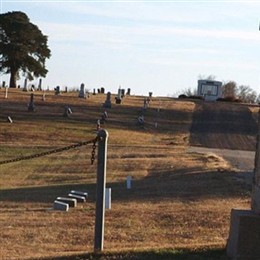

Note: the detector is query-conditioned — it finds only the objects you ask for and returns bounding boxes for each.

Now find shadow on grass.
[37,247,230,260]
[0,168,250,204]
[190,102,257,151]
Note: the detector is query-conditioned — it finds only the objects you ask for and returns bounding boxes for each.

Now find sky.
[1,0,260,97]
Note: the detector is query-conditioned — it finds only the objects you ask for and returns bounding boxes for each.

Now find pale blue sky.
[1,0,260,96]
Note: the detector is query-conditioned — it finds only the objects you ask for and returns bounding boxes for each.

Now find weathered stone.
[79,83,86,98]
[28,93,35,111]
[56,197,77,207]
[70,190,88,199]
[227,209,260,259]
[55,86,61,95]
[7,116,13,123]
[53,200,69,211]
[103,92,112,108]
[68,193,86,202]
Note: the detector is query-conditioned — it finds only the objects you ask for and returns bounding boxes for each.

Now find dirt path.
[189,102,257,151]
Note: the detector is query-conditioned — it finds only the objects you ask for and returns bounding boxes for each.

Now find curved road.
[189,102,258,172]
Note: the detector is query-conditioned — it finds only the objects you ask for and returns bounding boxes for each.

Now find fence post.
[94,129,108,252]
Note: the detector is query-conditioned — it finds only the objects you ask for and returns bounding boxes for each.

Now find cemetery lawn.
[0,89,252,260]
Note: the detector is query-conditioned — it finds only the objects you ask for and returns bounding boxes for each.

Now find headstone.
[7,116,13,123]
[97,88,101,94]
[65,86,68,93]
[143,98,148,109]
[149,92,153,98]
[103,92,112,108]
[115,88,122,104]
[70,190,88,199]
[127,88,131,95]
[121,89,125,98]
[137,115,144,125]
[100,110,108,123]
[126,176,132,189]
[78,83,86,98]
[28,93,35,111]
[2,81,5,89]
[53,200,69,211]
[42,93,46,101]
[100,87,105,94]
[63,106,72,117]
[56,197,77,207]
[55,86,61,95]
[38,79,42,91]
[93,88,96,95]
[68,193,86,203]
[23,78,28,92]
[97,119,101,130]
[105,188,111,210]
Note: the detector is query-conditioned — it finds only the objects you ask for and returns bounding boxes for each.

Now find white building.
[197,80,222,101]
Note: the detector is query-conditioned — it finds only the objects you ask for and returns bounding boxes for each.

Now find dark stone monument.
[38,78,42,91]
[127,88,131,95]
[63,106,72,117]
[115,88,122,104]
[79,83,86,98]
[100,87,105,94]
[121,89,125,98]
[103,92,112,108]
[28,93,35,111]
[55,86,61,95]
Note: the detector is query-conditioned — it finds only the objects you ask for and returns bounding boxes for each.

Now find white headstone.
[127,176,132,189]
[105,188,111,209]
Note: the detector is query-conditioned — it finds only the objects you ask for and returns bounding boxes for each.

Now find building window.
[201,84,218,96]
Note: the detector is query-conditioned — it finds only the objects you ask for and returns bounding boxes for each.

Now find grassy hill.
[0,88,252,259]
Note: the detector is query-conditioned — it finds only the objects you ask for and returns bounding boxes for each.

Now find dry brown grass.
[0,89,251,259]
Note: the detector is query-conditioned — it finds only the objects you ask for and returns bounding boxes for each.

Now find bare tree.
[237,85,257,103]
[222,81,237,98]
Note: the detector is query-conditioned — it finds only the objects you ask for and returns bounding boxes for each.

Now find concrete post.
[94,129,108,252]
[251,108,260,213]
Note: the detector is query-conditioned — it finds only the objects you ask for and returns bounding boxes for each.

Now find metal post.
[94,129,108,252]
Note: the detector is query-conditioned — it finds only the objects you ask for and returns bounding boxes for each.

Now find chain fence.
[0,136,98,166]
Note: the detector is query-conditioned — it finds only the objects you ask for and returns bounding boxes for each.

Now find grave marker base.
[227,209,260,259]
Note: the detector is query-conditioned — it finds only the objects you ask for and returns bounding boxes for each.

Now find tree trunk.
[9,70,17,88]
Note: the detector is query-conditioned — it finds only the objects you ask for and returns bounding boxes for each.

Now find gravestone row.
[54,176,133,211]
[53,190,88,211]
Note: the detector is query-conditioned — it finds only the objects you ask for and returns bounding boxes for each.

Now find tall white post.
[94,129,108,253]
